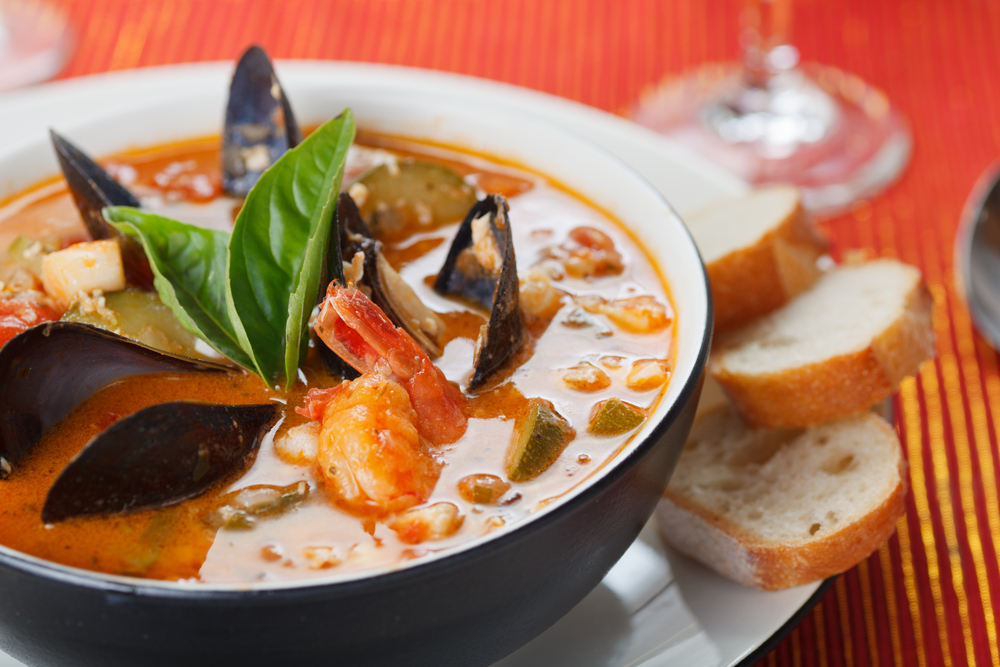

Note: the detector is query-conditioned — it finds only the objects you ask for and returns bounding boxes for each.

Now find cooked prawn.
[313,282,467,446]
[298,373,439,516]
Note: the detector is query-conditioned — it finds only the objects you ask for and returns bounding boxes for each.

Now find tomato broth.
[0,134,675,583]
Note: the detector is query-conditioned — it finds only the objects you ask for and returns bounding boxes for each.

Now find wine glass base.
[0,0,73,92]
[632,63,911,218]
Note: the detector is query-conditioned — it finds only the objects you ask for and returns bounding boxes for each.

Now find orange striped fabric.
[23,0,1000,664]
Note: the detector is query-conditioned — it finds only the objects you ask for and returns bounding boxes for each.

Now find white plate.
[0,62,823,667]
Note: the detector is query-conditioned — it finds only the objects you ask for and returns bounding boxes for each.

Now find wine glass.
[632,0,910,218]
[0,0,73,92]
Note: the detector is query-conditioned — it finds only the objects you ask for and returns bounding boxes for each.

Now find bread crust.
[707,195,826,331]
[710,277,935,429]
[658,417,908,590]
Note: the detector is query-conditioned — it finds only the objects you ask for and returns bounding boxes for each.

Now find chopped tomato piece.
[0,298,59,348]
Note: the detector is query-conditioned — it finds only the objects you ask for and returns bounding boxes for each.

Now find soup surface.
[0,133,675,583]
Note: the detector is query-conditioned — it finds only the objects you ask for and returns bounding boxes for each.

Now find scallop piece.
[50,131,154,289]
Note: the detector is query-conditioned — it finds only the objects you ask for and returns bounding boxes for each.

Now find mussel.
[338,193,446,357]
[43,401,278,522]
[50,131,155,289]
[222,45,301,197]
[434,194,524,390]
[0,321,277,522]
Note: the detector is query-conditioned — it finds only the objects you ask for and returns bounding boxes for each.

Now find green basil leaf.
[106,207,253,369]
[226,110,356,388]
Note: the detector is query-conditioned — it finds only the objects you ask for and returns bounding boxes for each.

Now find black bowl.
[0,363,707,667]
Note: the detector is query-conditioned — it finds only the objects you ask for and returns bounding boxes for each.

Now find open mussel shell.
[313,193,362,380]
[434,194,524,390]
[50,130,155,289]
[42,401,278,522]
[0,321,233,479]
[222,45,301,197]
[338,193,445,357]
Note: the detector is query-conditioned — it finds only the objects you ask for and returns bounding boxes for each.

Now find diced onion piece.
[589,397,646,436]
[274,422,321,464]
[626,358,671,391]
[41,240,125,308]
[388,502,464,544]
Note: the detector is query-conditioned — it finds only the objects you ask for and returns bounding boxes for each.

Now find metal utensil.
[956,160,1000,349]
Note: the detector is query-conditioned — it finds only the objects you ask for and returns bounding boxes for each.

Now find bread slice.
[658,407,906,590]
[710,259,935,428]
[684,185,826,331]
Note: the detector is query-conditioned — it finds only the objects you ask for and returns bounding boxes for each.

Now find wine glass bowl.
[632,1,911,218]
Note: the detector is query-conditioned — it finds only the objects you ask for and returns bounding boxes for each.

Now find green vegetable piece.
[589,397,646,436]
[356,161,477,239]
[62,289,204,357]
[227,110,356,388]
[210,481,309,531]
[106,209,252,369]
[506,399,575,482]
[6,234,45,276]
[222,511,255,531]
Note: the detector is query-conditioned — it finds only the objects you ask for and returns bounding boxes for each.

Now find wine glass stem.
[741,0,794,90]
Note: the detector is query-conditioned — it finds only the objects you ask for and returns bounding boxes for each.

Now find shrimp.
[313,282,467,446]
[299,373,440,516]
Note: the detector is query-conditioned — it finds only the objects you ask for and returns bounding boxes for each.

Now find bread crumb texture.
[659,408,906,590]
[710,259,935,427]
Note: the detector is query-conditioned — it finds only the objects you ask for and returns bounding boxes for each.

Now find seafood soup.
[0,87,675,584]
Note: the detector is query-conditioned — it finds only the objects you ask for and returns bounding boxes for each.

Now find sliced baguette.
[710,259,935,428]
[684,185,827,331]
[658,407,906,590]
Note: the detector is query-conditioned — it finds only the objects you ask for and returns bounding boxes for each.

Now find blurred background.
[2,1,999,665]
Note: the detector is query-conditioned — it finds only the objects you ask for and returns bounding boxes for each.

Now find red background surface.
[16,0,1000,664]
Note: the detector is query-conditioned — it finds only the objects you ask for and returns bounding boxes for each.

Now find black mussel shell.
[42,401,278,522]
[314,193,361,380]
[434,194,524,390]
[0,322,233,480]
[50,130,155,290]
[222,45,301,197]
[338,193,445,357]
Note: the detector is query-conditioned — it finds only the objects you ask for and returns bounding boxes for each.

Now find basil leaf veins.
[227,110,355,388]
[106,208,252,369]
